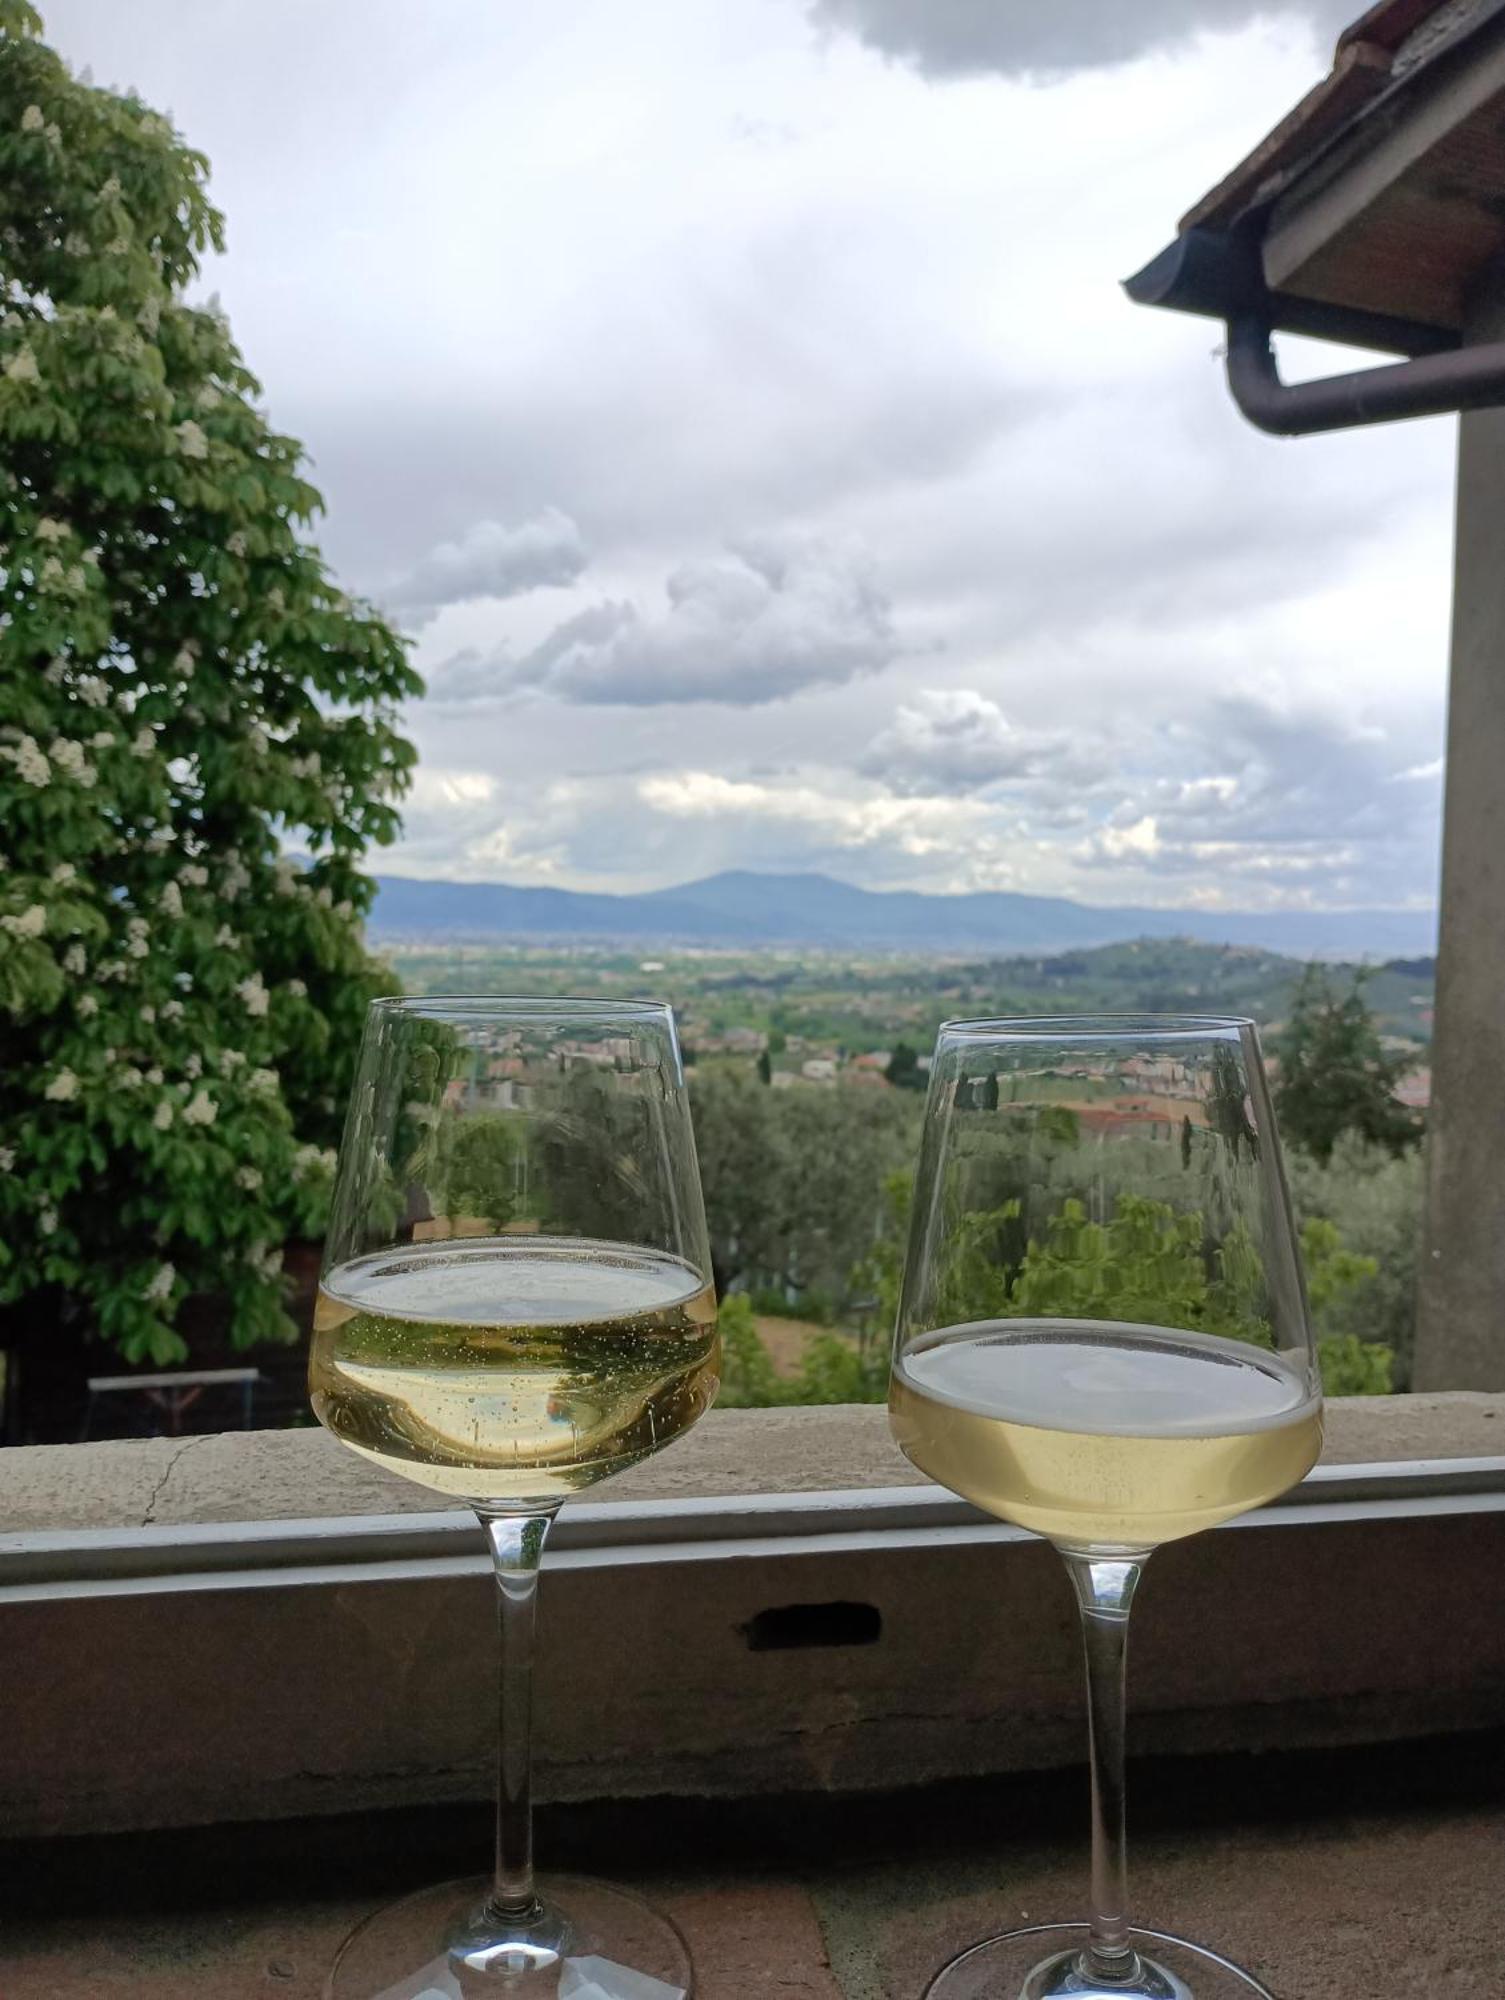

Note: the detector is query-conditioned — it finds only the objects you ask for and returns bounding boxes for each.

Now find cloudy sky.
[45,0,1454,912]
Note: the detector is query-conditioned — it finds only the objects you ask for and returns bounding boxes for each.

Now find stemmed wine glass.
[310,997,718,1999]
[889,1016,1322,2000]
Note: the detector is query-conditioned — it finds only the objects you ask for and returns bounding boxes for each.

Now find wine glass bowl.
[312,996,715,1998]
[890,1016,1320,2000]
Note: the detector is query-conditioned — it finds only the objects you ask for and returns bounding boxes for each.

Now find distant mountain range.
[368,869,1437,961]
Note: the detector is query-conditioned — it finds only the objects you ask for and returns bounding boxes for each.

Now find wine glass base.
[921,1923,1276,2000]
[326,1873,693,1999]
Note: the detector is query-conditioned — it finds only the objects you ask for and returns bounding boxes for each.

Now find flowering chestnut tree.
[0,3,420,1365]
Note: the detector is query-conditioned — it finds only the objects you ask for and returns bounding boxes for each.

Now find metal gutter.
[1225,310,1505,432]
[1126,0,1505,431]
[1122,226,1456,358]
[3,1456,1503,1603]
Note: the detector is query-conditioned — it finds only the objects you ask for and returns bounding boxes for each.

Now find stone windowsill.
[2,1392,1502,1534]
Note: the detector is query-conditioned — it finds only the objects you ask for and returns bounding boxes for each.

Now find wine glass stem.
[479,1510,558,1920]
[1061,1550,1148,1986]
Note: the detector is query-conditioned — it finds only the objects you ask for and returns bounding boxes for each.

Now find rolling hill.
[368,869,1437,961]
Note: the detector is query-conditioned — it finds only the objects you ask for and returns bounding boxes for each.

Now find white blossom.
[143,831,171,854]
[89,731,113,751]
[45,1068,79,1103]
[335,900,354,922]
[219,1049,246,1075]
[213,923,238,949]
[220,857,249,900]
[49,862,76,885]
[35,517,69,543]
[175,419,210,460]
[286,978,307,998]
[183,1051,201,1076]
[195,384,221,411]
[273,860,299,896]
[64,231,89,259]
[143,1262,175,1304]
[76,993,98,1018]
[137,296,161,337]
[82,547,101,566]
[42,658,67,685]
[132,726,156,757]
[48,737,87,776]
[266,585,286,613]
[158,881,183,919]
[20,105,44,133]
[75,673,109,706]
[171,645,196,676]
[246,1066,279,1099]
[44,123,60,147]
[226,530,248,559]
[236,973,270,1017]
[1,904,46,939]
[38,1205,58,1236]
[152,1098,173,1131]
[161,999,185,1023]
[62,942,86,975]
[0,1148,13,1172]
[97,960,126,984]
[125,917,150,959]
[246,722,269,757]
[139,1003,156,1024]
[182,1089,217,1127]
[288,751,322,779]
[117,1065,143,1088]
[6,736,50,786]
[145,1067,164,1086]
[178,862,209,888]
[99,174,121,200]
[247,1244,283,1281]
[3,346,39,386]
[236,1166,263,1192]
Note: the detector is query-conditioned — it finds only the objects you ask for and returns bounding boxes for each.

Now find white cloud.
[39,1,1452,914]
[505,536,900,706]
[860,688,1097,792]
[383,509,586,623]
[638,768,990,855]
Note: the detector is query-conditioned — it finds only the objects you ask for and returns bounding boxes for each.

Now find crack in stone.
[140,1432,214,1526]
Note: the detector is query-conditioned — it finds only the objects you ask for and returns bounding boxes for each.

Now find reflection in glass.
[890,1017,1320,2000]
[313,998,716,1998]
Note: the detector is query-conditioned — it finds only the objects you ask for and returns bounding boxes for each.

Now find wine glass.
[310,997,718,1999]
[889,1016,1322,2000]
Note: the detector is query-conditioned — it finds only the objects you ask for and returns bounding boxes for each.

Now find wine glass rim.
[938,1011,1256,1041]
[367,994,675,1021]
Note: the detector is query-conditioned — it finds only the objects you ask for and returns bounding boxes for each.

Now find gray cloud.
[1073,697,1443,906]
[382,508,586,623]
[39,0,1449,913]
[860,688,1101,793]
[809,0,1359,81]
[498,537,901,707]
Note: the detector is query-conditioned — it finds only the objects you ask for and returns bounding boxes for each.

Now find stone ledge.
[0,1392,1501,1532]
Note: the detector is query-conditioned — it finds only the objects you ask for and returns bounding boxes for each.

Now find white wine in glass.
[312,1238,718,1505]
[890,1016,1323,2000]
[312,997,717,2000]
